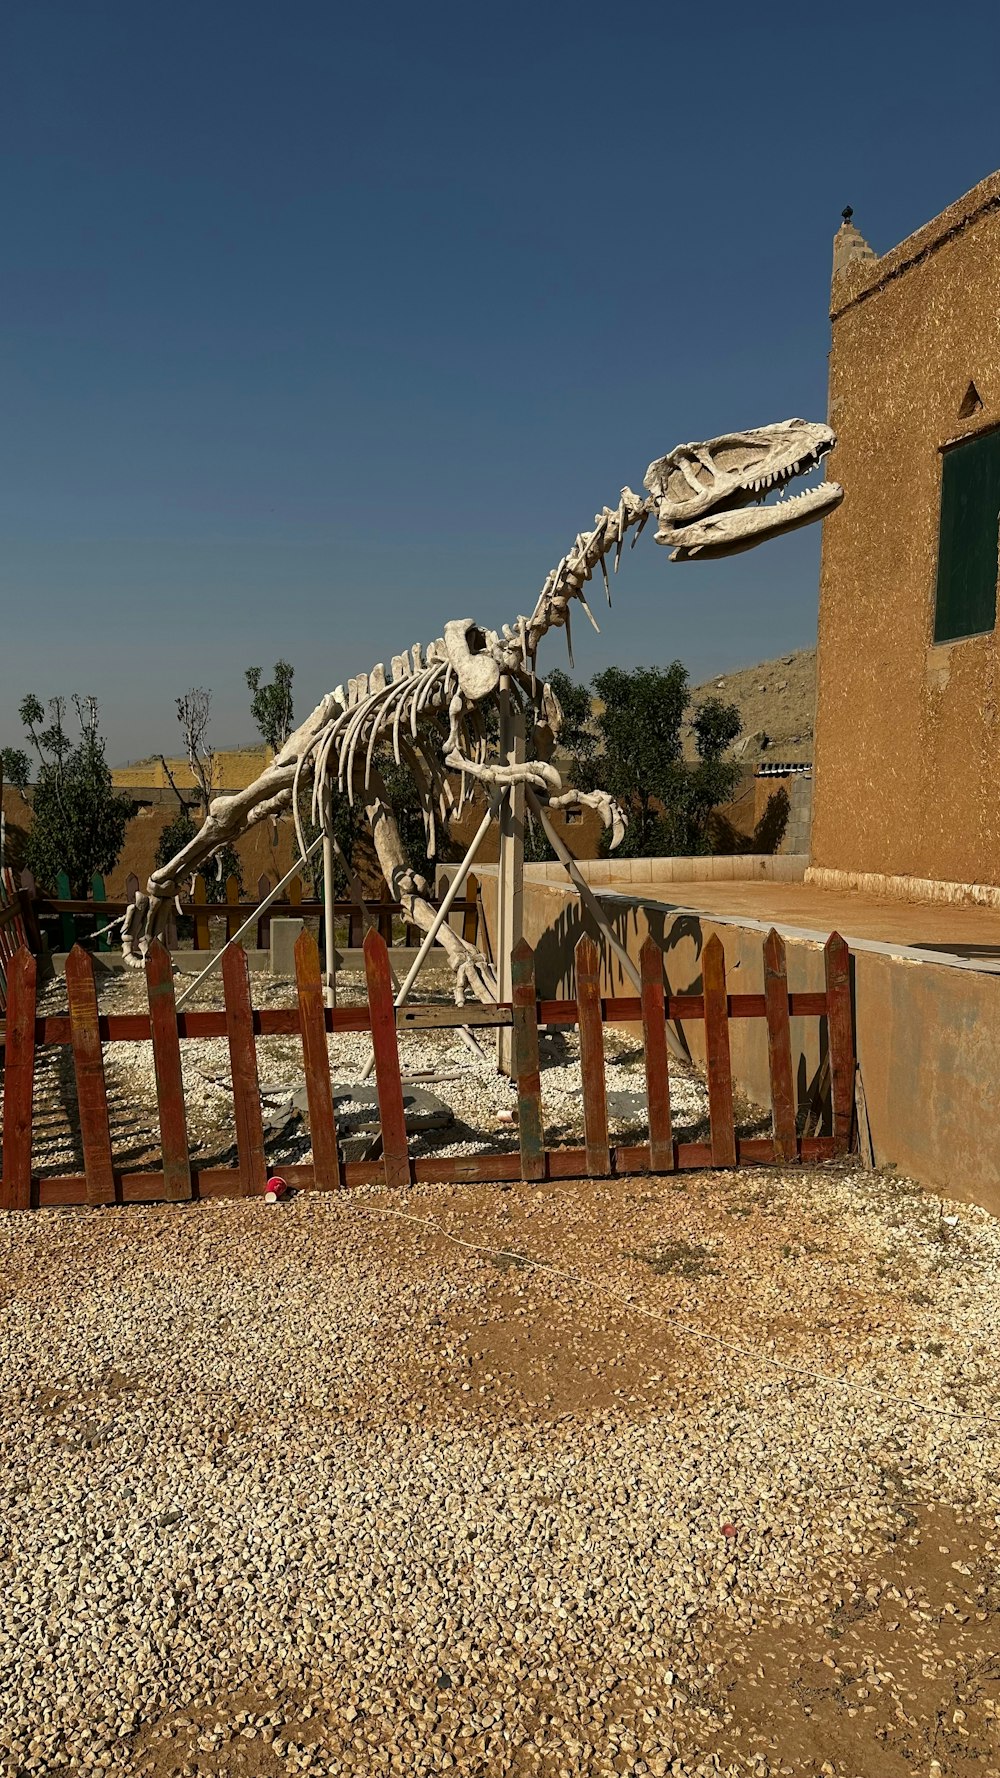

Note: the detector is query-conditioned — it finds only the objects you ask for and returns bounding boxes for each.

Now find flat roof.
[597,874,1000,976]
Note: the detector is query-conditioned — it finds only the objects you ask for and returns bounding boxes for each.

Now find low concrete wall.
[52,946,272,975]
[470,872,1000,1217]
[505,854,808,887]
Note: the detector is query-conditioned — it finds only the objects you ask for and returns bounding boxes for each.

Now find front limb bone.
[121,759,302,966]
[443,751,563,797]
[544,786,628,851]
[365,773,497,1005]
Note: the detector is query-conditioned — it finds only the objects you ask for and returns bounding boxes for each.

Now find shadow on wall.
[711,786,790,856]
[531,885,834,1131]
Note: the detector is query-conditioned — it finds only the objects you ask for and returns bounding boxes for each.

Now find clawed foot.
[121,890,174,968]
[452,942,499,1007]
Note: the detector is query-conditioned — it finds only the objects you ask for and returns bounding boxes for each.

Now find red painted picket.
[65,946,116,1205]
[294,927,341,1191]
[511,937,544,1181]
[222,943,267,1196]
[145,940,192,1201]
[763,928,797,1163]
[363,929,410,1189]
[575,935,610,1177]
[702,935,737,1169]
[0,949,36,1209]
[639,936,674,1171]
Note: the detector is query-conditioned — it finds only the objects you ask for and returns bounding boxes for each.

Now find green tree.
[203,843,244,902]
[245,660,295,752]
[18,695,137,894]
[154,811,197,874]
[589,663,743,857]
[155,811,242,901]
[0,747,31,798]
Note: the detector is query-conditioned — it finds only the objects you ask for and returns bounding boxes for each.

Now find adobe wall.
[812,171,1000,888]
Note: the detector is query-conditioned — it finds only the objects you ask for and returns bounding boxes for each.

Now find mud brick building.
[810,172,1000,903]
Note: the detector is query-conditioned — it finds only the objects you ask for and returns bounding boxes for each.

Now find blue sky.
[3,0,998,763]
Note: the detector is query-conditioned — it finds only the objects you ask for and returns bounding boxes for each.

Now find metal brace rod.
[525,788,689,1065]
[175,831,325,1010]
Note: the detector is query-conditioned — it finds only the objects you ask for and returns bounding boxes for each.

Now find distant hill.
[683,647,816,765]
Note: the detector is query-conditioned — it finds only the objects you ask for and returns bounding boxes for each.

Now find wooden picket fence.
[0,926,854,1209]
[15,869,481,954]
[0,870,31,1016]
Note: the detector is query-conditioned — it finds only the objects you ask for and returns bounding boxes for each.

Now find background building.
[810,171,1000,901]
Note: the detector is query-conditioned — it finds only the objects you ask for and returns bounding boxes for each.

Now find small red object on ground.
[264,1175,288,1203]
[722,1523,738,1538]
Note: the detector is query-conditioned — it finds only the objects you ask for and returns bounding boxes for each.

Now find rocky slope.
[684,647,816,765]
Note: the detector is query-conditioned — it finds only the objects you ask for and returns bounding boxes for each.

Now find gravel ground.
[14,962,729,1178]
[0,1165,998,1775]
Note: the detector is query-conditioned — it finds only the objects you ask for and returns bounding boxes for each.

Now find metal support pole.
[175,830,325,1009]
[495,680,525,1075]
[322,779,336,1009]
[525,789,688,1065]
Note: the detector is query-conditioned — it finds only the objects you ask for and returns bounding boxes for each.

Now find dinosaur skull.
[644,419,843,561]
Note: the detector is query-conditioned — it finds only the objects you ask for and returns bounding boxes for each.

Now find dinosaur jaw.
[645,419,843,561]
[660,477,844,561]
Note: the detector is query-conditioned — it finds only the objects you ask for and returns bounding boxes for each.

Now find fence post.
[378,881,393,944]
[256,875,272,951]
[145,940,192,1200]
[17,870,42,954]
[91,872,110,952]
[511,937,544,1180]
[702,934,737,1167]
[65,944,116,1204]
[222,943,267,1195]
[1,949,37,1209]
[639,935,674,1171]
[363,929,409,1188]
[225,874,241,942]
[825,932,854,1153]
[294,928,341,1189]
[192,874,209,951]
[575,934,610,1176]
[56,872,75,953]
[763,929,797,1163]
[462,873,480,947]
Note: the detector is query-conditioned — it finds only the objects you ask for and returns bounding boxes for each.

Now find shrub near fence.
[0,926,855,1209]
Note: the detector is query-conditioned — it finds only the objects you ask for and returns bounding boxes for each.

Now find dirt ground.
[0,1163,997,1776]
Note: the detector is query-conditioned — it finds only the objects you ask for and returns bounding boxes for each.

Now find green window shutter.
[933,427,1000,643]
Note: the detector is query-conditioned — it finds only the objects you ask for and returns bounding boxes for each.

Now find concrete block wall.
[448,854,808,893]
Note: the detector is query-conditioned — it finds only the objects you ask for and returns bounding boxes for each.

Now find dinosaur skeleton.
[122,419,842,998]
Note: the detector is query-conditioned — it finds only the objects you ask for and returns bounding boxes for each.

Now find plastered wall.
[812,173,1000,887]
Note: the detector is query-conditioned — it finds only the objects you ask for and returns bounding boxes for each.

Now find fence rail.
[13,869,482,954]
[0,926,855,1209]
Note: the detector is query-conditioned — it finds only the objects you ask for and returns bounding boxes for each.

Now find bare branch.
[175,688,215,821]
